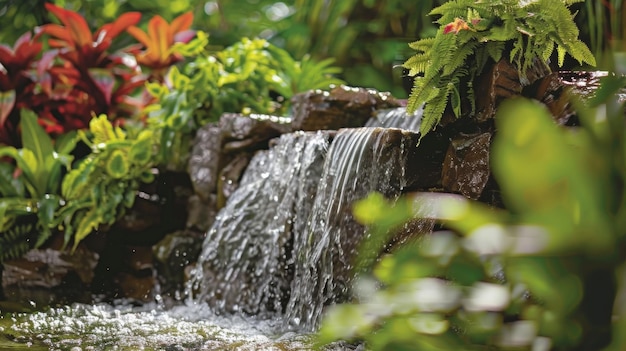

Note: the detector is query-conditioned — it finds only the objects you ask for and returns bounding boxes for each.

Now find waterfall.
[189,131,331,318]
[365,107,423,132]
[284,127,421,330]
[189,126,423,332]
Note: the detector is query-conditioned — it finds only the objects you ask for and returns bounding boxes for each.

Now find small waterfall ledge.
[189,126,427,331]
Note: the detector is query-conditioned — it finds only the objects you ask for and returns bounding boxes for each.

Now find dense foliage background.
[0,0,442,98]
[1,0,622,98]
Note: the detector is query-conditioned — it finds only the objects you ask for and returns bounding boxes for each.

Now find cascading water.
[365,106,423,132]
[190,126,423,332]
[189,131,331,318]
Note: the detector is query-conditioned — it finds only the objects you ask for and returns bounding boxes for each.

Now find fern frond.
[0,222,34,262]
[420,84,452,136]
[403,53,430,76]
[540,41,556,63]
[443,41,478,76]
[408,38,436,53]
[407,76,440,114]
[485,41,505,64]
[430,1,471,23]
[425,33,458,78]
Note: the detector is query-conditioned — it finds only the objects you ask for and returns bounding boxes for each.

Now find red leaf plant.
[0,32,42,146]
[0,5,196,148]
[33,4,145,135]
[127,12,195,80]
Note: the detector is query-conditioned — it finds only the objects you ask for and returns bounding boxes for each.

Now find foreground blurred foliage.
[318,79,626,350]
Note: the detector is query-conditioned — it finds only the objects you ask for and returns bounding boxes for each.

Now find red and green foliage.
[0,4,195,147]
[127,12,196,79]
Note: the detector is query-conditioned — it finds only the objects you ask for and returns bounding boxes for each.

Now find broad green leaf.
[411,192,504,234]
[20,109,53,166]
[20,109,55,196]
[54,130,78,155]
[16,149,40,198]
[0,162,24,197]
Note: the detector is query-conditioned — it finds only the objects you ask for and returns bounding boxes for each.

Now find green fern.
[403,0,596,139]
[0,222,34,263]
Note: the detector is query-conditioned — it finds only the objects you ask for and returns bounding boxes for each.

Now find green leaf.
[0,162,24,197]
[128,130,154,166]
[54,131,78,155]
[73,207,100,251]
[20,109,56,197]
[106,149,129,179]
[20,109,53,166]
[62,159,96,200]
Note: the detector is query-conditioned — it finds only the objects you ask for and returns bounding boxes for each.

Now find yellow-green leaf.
[106,149,129,179]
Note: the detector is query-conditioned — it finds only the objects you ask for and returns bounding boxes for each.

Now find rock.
[217,152,253,209]
[219,113,292,155]
[109,170,192,246]
[188,123,222,201]
[186,194,218,232]
[523,71,623,126]
[91,243,155,302]
[153,230,204,302]
[442,132,492,200]
[291,85,400,131]
[1,238,98,305]
[474,58,551,123]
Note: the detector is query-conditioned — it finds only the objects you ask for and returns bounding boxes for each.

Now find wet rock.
[523,72,577,125]
[92,244,155,302]
[110,170,192,246]
[153,230,204,302]
[523,71,624,126]
[442,132,492,200]
[217,152,253,209]
[115,246,155,301]
[2,238,98,305]
[474,58,551,122]
[192,131,332,318]
[291,85,400,131]
[188,123,222,201]
[219,113,292,155]
[186,194,219,232]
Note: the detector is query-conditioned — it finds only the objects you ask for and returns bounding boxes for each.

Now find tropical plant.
[127,11,196,79]
[0,4,196,148]
[0,109,75,261]
[0,6,198,255]
[403,0,596,138]
[144,36,344,168]
[318,81,626,350]
[57,114,158,250]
